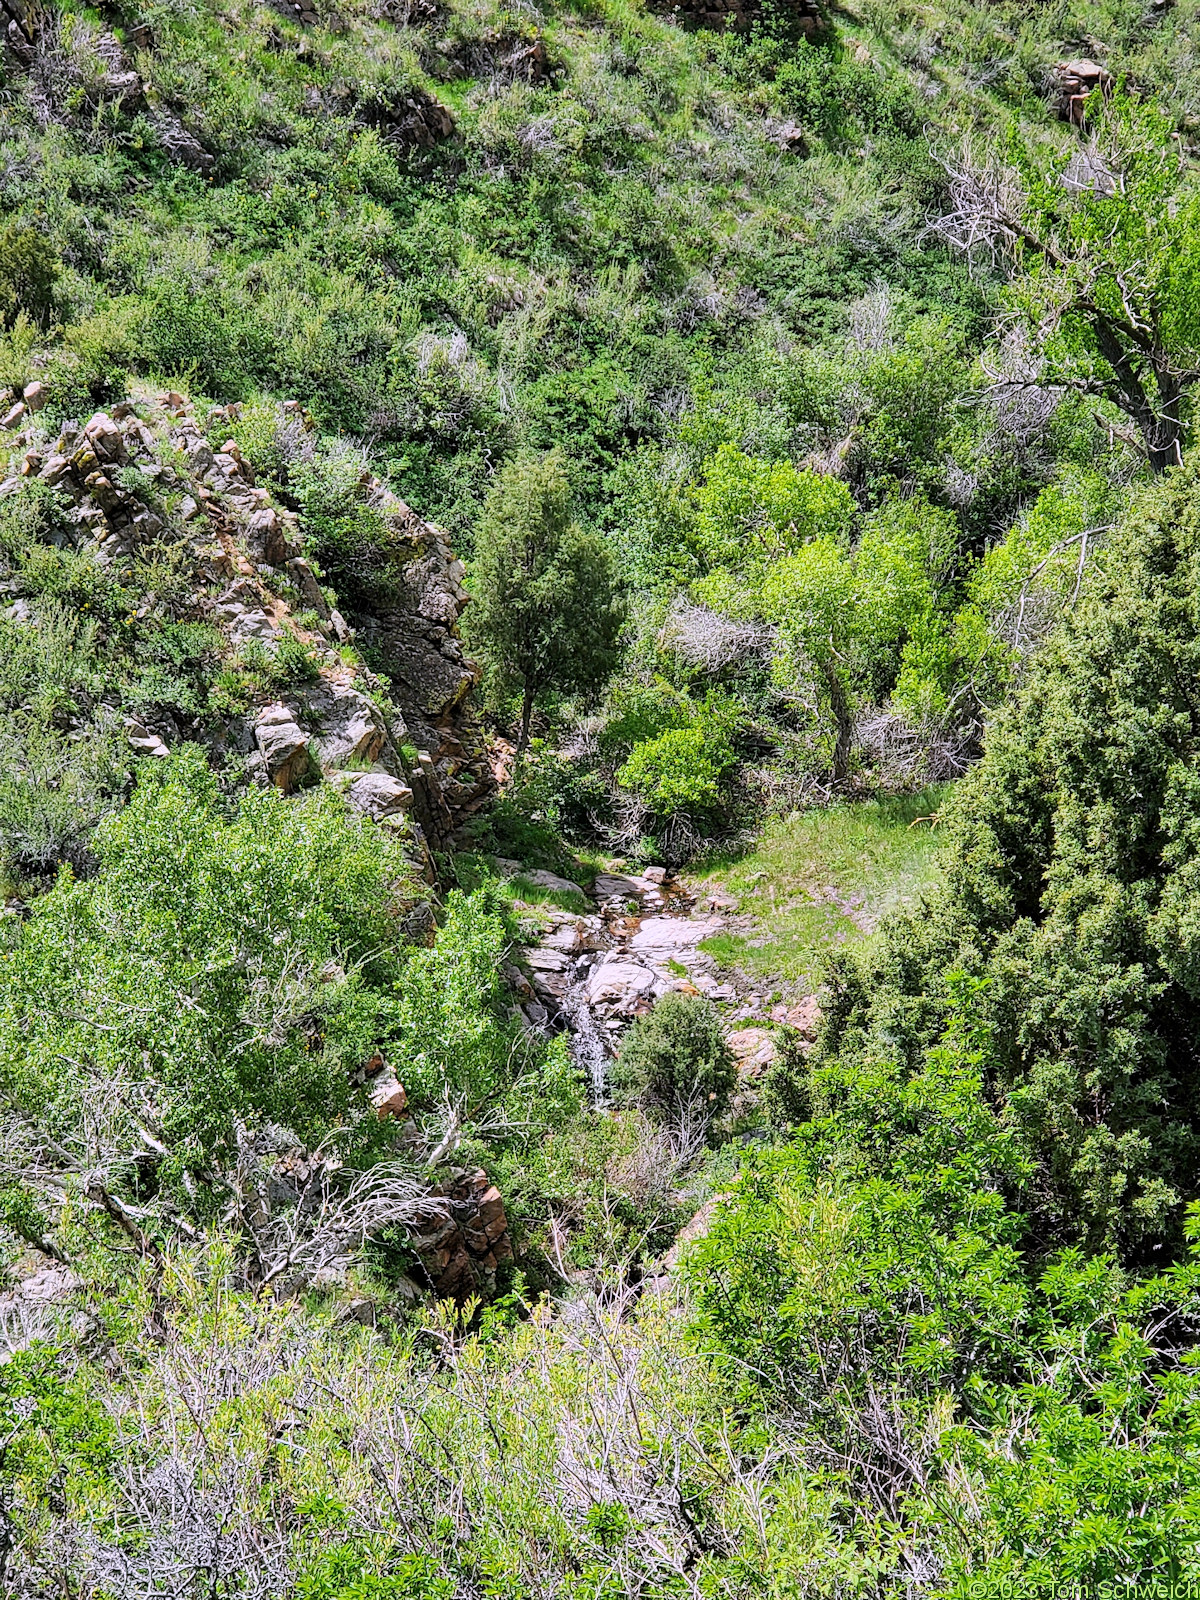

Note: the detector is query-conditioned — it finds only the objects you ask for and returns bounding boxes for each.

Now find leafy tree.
[468,452,625,753]
[762,537,859,781]
[937,96,1200,471]
[690,445,855,571]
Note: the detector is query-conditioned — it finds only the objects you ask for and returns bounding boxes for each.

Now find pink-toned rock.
[629,915,722,955]
[368,1069,408,1119]
[726,1027,778,1078]
[345,772,414,821]
[254,703,312,791]
[786,995,822,1037]
[84,411,127,464]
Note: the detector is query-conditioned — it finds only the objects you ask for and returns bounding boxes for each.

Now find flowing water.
[563,978,611,1105]
[519,872,746,1107]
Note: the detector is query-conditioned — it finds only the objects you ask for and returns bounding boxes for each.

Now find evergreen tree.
[469,452,624,754]
[816,460,1200,1257]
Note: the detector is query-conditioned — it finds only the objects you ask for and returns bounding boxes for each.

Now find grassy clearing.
[692,785,954,986]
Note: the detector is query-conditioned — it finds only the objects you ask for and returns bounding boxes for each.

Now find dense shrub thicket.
[813,460,1200,1258]
[7,0,1199,853]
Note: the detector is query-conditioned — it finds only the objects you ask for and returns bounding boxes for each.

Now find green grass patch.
[508,877,592,917]
[692,785,953,984]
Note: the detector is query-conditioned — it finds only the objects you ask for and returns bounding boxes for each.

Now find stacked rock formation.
[1049,57,1114,123]
[0,387,491,860]
[409,1167,514,1302]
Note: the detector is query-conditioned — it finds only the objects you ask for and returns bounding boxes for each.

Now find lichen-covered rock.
[310,682,388,769]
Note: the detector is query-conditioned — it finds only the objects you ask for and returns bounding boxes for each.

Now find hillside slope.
[2,0,1200,1590]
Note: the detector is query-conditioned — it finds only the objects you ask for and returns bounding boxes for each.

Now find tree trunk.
[1091,317,1187,474]
[822,660,854,785]
[516,680,535,757]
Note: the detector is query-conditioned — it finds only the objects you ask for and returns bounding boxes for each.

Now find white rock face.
[315,686,386,769]
[124,718,169,759]
[345,773,413,820]
[585,957,667,1019]
[629,915,722,955]
[255,704,312,791]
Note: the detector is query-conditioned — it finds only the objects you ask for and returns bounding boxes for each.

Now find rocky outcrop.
[0,385,490,860]
[14,23,215,170]
[1049,57,1113,123]
[255,704,314,791]
[409,1166,514,1303]
[430,25,553,86]
[655,0,823,35]
[351,85,456,149]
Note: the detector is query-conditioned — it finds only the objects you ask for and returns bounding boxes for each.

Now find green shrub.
[690,444,855,571]
[0,225,59,328]
[617,722,732,818]
[686,979,1200,1588]
[0,748,425,1195]
[613,991,736,1120]
[274,632,323,686]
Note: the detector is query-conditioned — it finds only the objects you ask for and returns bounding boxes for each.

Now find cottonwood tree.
[469,451,624,754]
[933,96,1200,471]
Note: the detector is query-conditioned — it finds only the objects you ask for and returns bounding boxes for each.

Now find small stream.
[508,867,749,1100]
[562,980,611,1103]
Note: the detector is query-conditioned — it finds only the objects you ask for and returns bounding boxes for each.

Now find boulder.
[726,1027,778,1078]
[515,867,586,898]
[22,381,46,413]
[226,607,278,646]
[785,994,823,1039]
[244,507,288,566]
[84,412,127,465]
[586,957,664,1018]
[314,685,386,769]
[415,1166,514,1304]
[594,872,643,900]
[125,719,170,759]
[525,947,570,973]
[286,557,331,619]
[540,920,589,952]
[345,772,414,821]
[1051,57,1113,122]
[255,703,312,791]
[368,1068,408,1119]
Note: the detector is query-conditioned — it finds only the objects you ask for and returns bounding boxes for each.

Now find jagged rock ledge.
[0,386,492,867]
